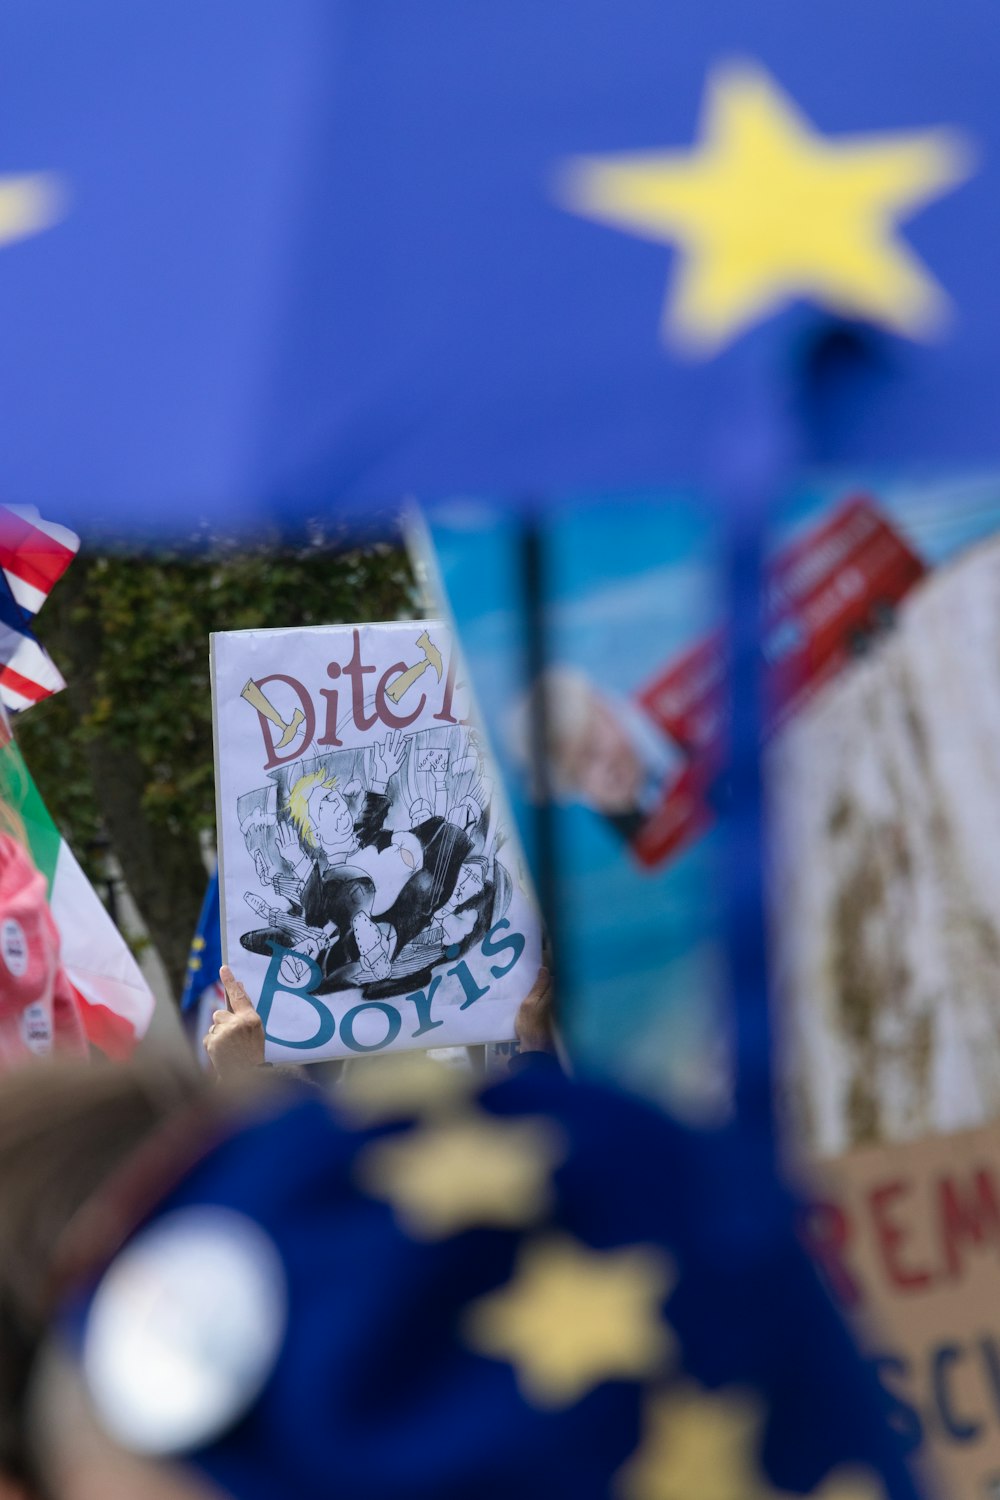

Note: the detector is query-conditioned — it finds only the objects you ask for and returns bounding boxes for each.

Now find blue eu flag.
[0,1,997,527]
[62,1063,921,1500]
[180,871,222,1034]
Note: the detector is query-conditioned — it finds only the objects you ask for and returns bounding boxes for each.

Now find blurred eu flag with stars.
[0,0,997,526]
[179,871,223,1048]
[63,1059,918,1500]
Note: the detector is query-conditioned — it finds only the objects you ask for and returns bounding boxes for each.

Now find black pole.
[519,517,562,1012]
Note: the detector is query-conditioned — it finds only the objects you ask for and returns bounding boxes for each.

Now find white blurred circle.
[83,1205,287,1455]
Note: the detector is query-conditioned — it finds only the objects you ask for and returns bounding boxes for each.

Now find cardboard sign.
[804,1124,1000,1499]
[211,620,540,1061]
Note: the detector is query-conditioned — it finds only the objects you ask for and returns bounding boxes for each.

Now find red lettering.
[939,1169,1000,1278]
[869,1179,932,1292]
[376,662,424,728]
[433,649,465,724]
[318,663,343,747]
[253,674,315,770]
[343,629,377,731]
[799,1201,862,1309]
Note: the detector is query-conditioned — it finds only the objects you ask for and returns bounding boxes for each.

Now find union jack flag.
[0,505,79,713]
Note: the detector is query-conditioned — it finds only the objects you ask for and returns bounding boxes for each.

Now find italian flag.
[0,739,155,1057]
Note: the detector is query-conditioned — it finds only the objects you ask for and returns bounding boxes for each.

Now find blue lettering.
[408,976,445,1038]
[869,1354,923,1454]
[932,1343,982,1442]
[480,920,525,980]
[341,1001,402,1053]
[448,957,491,1010]
[257,944,335,1051]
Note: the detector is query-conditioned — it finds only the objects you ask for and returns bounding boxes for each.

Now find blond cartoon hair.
[287,769,338,849]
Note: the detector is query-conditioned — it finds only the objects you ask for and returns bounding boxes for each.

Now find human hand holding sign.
[515,966,557,1055]
[203,965,266,1080]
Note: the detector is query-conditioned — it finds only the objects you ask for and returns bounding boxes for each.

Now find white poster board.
[210,620,541,1062]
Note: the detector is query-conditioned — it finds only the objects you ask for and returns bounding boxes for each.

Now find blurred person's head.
[28,1346,221,1500]
[513,668,647,815]
[0,1060,206,1499]
[9,1053,910,1500]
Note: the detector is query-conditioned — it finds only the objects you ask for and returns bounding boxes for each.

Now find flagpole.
[519,515,562,1020]
[721,489,776,1155]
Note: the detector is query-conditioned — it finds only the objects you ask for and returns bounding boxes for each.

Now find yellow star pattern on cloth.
[555,60,973,356]
[618,1382,764,1500]
[811,1471,886,1500]
[617,1382,885,1500]
[462,1233,675,1408]
[0,173,66,252]
[356,1110,566,1238]
[334,1052,472,1125]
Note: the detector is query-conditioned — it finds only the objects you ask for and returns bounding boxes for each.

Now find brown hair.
[0,1059,208,1487]
[0,800,27,850]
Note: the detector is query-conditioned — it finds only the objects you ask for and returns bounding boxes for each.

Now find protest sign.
[211,620,540,1062]
[804,1123,1000,1500]
[432,477,1000,1128]
[428,497,731,1121]
[770,477,1000,1156]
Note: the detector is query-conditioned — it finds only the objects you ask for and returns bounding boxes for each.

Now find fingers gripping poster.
[211,621,540,1061]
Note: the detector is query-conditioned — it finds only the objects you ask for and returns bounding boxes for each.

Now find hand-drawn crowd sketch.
[237,722,512,1000]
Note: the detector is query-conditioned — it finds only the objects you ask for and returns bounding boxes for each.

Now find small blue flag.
[180,872,222,1041]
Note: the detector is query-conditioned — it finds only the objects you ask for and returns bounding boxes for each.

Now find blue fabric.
[0,567,49,708]
[69,1074,919,1500]
[0,569,34,638]
[0,0,997,526]
[179,871,221,1016]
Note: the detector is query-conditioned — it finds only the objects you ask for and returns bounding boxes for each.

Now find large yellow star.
[555,61,973,356]
[355,1110,566,1238]
[618,1382,765,1500]
[334,1052,472,1125]
[618,1381,886,1500]
[461,1233,675,1407]
[813,1472,886,1500]
[0,173,66,252]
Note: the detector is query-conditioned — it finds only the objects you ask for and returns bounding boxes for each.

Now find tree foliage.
[18,531,417,995]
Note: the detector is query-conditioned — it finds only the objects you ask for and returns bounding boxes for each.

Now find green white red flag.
[0,738,155,1057]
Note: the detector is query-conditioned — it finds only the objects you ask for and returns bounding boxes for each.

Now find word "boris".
[257,920,525,1053]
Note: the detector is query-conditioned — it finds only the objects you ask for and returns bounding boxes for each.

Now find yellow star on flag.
[0,173,66,252]
[356,1110,566,1238]
[618,1382,765,1500]
[617,1381,886,1500]
[555,60,973,356]
[811,1471,886,1500]
[462,1233,675,1407]
[335,1052,472,1125]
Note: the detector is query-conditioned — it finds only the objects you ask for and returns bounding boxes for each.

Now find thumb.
[220,965,255,1015]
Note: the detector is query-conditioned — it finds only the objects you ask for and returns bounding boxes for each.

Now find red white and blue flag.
[0,507,155,1054]
[0,504,79,714]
